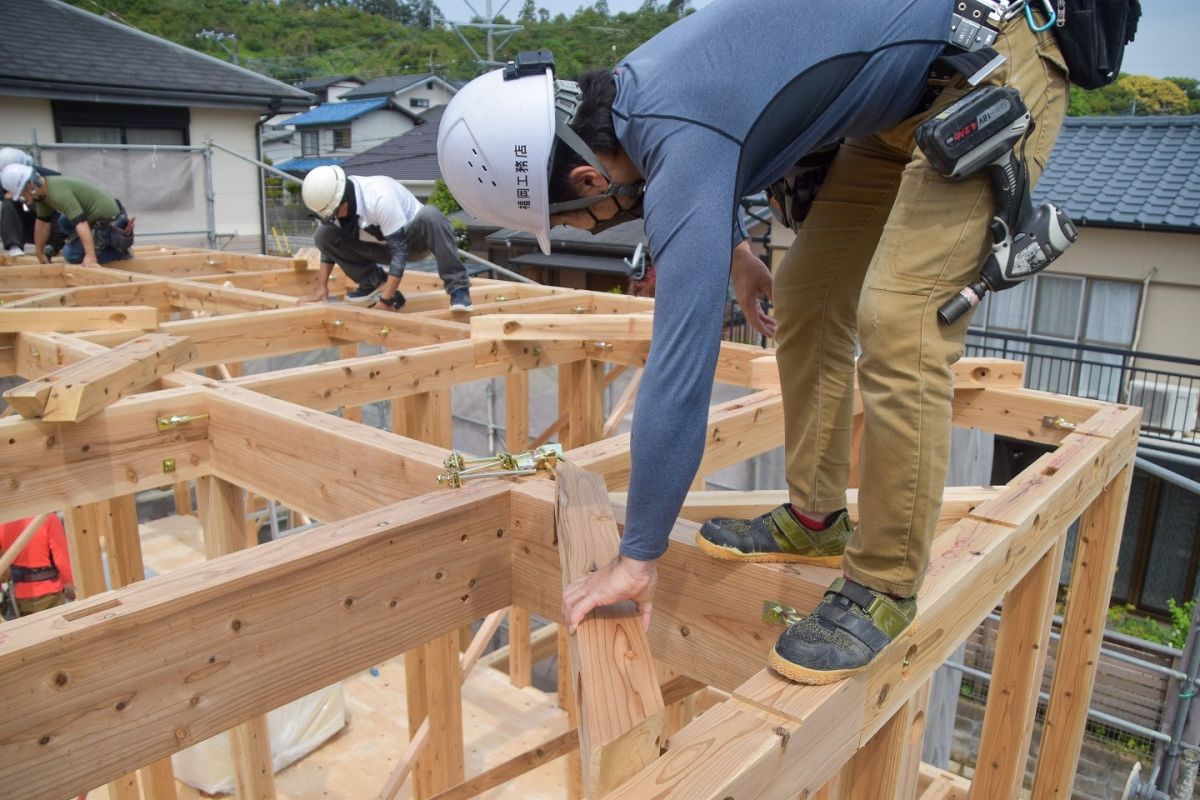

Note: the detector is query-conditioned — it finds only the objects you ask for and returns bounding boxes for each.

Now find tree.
[1116,75,1190,115]
[518,0,537,24]
[538,7,550,23]
[428,179,462,216]
[1165,76,1200,114]
[594,0,610,16]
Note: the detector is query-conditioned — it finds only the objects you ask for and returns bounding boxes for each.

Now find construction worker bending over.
[0,163,133,267]
[300,165,473,312]
[0,147,64,258]
[1,514,75,619]
[439,0,1068,684]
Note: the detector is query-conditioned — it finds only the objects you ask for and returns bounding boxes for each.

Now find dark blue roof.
[275,156,344,174]
[1034,116,1200,232]
[286,98,389,127]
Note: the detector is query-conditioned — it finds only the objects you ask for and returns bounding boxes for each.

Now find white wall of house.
[395,81,454,113]
[0,96,264,253]
[0,96,55,145]
[191,107,266,253]
[350,110,416,155]
[327,80,361,102]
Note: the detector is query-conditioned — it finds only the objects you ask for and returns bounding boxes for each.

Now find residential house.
[0,0,313,252]
[340,73,458,114]
[276,98,425,176]
[339,106,446,199]
[261,76,363,165]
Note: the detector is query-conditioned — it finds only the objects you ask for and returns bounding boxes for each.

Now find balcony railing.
[966,330,1200,448]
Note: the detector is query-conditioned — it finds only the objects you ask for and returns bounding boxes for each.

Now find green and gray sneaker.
[768,577,917,685]
[696,504,852,567]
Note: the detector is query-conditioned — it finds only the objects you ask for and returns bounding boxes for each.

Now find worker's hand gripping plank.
[555,462,665,797]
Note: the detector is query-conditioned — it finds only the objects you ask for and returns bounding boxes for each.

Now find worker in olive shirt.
[0,163,133,267]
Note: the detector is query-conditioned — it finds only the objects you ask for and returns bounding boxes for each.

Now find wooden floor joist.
[0,247,1143,800]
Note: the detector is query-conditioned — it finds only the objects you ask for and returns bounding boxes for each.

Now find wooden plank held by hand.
[555,461,664,797]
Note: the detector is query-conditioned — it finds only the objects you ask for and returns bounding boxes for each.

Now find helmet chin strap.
[547,79,644,216]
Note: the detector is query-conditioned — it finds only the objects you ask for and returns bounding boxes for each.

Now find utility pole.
[450,0,523,70]
[197,28,240,67]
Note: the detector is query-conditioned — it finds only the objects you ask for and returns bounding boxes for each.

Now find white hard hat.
[0,162,34,198]
[301,164,348,220]
[0,147,32,170]
[438,64,557,254]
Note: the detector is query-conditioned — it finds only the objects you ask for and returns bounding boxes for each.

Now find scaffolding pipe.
[1136,457,1200,497]
[202,143,217,249]
[207,140,303,184]
[457,248,536,284]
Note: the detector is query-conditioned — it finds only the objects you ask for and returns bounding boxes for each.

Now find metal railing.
[967,331,1200,449]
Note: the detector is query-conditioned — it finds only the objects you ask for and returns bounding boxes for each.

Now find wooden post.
[172,481,192,516]
[972,536,1067,799]
[394,387,464,798]
[507,371,533,688]
[338,343,362,422]
[555,462,665,797]
[197,476,277,800]
[838,680,931,800]
[1032,464,1135,796]
[106,494,180,799]
[557,631,584,800]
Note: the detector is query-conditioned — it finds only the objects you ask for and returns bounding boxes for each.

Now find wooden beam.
[479,621,558,675]
[427,729,580,800]
[166,280,299,314]
[971,537,1065,799]
[0,306,158,333]
[570,389,784,491]
[839,681,931,799]
[204,384,447,521]
[1032,463,1136,796]
[0,388,211,520]
[4,333,196,422]
[471,313,653,341]
[198,475,277,799]
[12,330,111,378]
[601,408,1140,798]
[0,482,513,800]
[555,462,665,797]
[952,386,1105,445]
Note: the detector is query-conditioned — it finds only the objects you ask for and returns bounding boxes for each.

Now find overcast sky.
[438,0,1198,79]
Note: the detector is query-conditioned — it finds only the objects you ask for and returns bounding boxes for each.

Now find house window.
[53,101,189,146]
[332,128,352,150]
[410,97,430,109]
[301,130,319,157]
[969,275,1142,400]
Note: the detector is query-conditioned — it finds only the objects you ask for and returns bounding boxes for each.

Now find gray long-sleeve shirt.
[614,0,954,560]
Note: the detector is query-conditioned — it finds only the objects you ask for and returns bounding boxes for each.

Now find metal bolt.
[1043,415,1076,432]
[330,319,345,328]
[378,327,390,338]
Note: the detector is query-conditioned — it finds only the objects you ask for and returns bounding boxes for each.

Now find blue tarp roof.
[1034,115,1200,233]
[275,156,344,174]
[286,98,389,128]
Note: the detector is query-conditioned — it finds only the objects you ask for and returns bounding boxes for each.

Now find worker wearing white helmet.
[440,1,1070,685]
[0,148,61,257]
[0,162,132,267]
[299,164,472,311]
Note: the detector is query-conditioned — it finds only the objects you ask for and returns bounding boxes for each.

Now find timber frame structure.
[0,246,1140,800]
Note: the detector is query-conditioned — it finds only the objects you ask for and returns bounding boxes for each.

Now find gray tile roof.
[0,0,314,111]
[342,74,438,100]
[296,75,361,91]
[340,106,444,182]
[1034,115,1200,232]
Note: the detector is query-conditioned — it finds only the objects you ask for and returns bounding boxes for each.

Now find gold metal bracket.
[162,458,177,473]
[1042,415,1077,432]
[438,444,565,488]
[157,413,211,431]
[762,600,803,627]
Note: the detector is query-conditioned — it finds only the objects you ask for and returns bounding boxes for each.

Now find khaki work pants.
[773,18,1069,597]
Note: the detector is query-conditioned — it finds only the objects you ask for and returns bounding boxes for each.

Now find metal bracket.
[762,600,803,627]
[157,413,211,431]
[438,443,564,488]
[162,458,177,473]
[1042,415,1077,432]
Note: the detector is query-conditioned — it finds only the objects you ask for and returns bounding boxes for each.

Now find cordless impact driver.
[915,86,1078,325]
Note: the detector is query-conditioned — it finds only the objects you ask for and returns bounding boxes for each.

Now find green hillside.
[64,0,691,83]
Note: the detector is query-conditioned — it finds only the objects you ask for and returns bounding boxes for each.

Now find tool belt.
[92,199,135,255]
[764,141,841,231]
[9,564,59,583]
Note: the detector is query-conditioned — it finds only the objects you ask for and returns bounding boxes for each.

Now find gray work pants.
[313,205,470,294]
